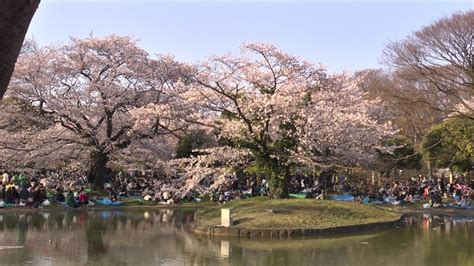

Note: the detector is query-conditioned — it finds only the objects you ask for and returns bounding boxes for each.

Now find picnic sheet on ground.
[329,193,354,201]
[96,198,123,206]
[289,193,307,199]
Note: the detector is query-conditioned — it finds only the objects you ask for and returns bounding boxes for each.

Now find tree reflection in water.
[86,212,107,256]
[0,210,472,265]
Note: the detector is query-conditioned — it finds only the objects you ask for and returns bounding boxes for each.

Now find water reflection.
[0,209,196,265]
[0,210,473,265]
[220,215,474,266]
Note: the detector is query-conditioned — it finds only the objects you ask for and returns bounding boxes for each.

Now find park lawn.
[196,197,400,229]
[122,198,162,206]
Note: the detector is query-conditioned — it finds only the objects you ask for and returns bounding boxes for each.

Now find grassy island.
[196,197,400,229]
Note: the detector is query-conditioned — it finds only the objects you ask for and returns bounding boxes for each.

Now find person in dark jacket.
[32,187,44,208]
[55,186,65,202]
[5,186,15,204]
[66,190,78,208]
[0,183,5,200]
[19,186,29,206]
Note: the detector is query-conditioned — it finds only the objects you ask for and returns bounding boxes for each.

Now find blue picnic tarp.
[96,198,123,206]
[329,194,354,202]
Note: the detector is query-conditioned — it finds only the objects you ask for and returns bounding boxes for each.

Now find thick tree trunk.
[0,0,41,100]
[88,151,109,190]
[268,170,289,199]
[257,156,289,199]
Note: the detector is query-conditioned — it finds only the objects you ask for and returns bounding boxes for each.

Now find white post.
[221,208,232,227]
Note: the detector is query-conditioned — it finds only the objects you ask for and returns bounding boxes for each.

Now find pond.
[0,208,473,265]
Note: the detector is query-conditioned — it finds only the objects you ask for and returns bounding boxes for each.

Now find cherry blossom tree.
[182,43,395,198]
[3,36,183,188]
[169,146,253,198]
[0,97,58,170]
[3,37,396,195]
[295,73,396,169]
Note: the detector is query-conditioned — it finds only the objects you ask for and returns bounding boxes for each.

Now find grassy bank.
[196,197,400,229]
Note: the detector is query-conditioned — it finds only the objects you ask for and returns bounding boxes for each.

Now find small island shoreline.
[191,216,405,238]
[191,198,474,238]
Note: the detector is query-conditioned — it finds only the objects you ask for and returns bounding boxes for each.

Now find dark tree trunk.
[267,167,289,199]
[0,0,41,100]
[256,155,289,199]
[88,151,109,190]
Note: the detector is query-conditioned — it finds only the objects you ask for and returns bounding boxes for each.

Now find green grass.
[196,197,400,229]
[122,198,160,206]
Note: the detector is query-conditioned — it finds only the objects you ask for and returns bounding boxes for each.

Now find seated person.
[5,185,19,205]
[109,190,119,202]
[19,186,30,206]
[119,185,128,197]
[162,191,171,201]
[66,189,78,208]
[430,191,442,208]
[217,193,225,204]
[55,187,66,202]
[78,189,89,205]
[32,187,46,208]
[0,183,5,200]
[37,184,47,200]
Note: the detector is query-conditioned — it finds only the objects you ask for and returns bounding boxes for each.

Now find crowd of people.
[208,172,473,208]
[289,173,474,208]
[110,172,183,204]
[364,175,473,208]
[0,169,472,209]
[0,169,193,208]
[0,171,93,208]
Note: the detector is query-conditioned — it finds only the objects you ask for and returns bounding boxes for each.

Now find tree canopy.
[3,9,471,196]
[1,36,185,188]
[383,10,474,120]
[422,117,474,174]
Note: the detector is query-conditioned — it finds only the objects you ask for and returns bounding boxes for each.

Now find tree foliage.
[359,69,446,141]
[2,38,397,195]
[175,130,213,158]
[375,135,422,175]
[179,43,394,198]
[1,36,183,188]
[421,117,474,174]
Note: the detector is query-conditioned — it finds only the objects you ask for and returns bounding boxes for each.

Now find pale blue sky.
[27,0,473,72]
